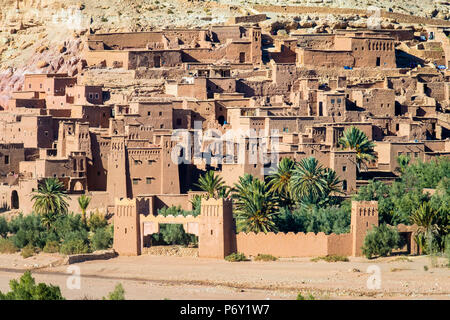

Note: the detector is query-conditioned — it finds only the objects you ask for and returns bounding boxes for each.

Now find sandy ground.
[0,253,448,300]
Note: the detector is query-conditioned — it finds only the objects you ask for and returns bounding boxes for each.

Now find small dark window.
[146,177,152,184]
[4,155,9,165]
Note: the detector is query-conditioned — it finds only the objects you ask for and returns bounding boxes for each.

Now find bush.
[60,239,89,255]
[225,252,248,262]
[158,206,199,217]
[296,292,315,300]
[8,214,47,249]
[103,283,125,300]
[362,224,401,259]
[275,203,351,235]
[0,271,65,300]
[21,244,38,259]
[87,211,108,231]
[254,254,277,261]
[43,241,60,253]
[311,255,349,262]
[0,238,19,254]
[0,216,8,238]
[151,224,197,246]
[90,227,113,251]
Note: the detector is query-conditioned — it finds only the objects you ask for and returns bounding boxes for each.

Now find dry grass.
[311,255,349,262]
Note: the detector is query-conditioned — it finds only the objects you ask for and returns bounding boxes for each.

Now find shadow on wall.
[395,49,425,68]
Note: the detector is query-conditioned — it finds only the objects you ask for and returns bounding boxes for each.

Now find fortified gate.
[113,198,419,258]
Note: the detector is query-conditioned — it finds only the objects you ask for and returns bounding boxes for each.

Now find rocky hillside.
[0,0,448,107]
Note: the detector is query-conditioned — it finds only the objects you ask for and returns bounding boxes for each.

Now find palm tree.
[290,157,327,204]
[78,194,91,225]
[232,174,278,233]
[194,170,226,199]
[338,126,377,172]
[31,178,69,230]
[395,154,411,174]
[267,157,296,208]
[410,202,439,252]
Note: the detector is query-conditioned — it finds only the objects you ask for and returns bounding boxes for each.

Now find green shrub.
[43,241,60,253]
[21,244,37,259]
[0,216,8,238]
[103,283,125,300]
[0,238,19,254]
[90,227,113,251]
[275,203,351,235]
[8,214,47,249]
[254,254,277,261]
[0,271,65,300]
[296,292,315,300]
[157,206,199,217]
[225,252,248,262]
[87,211,108,231]
[311,255,349,262]
[362,224,400,259]
[60,239,89,255]
[151,224,197,246]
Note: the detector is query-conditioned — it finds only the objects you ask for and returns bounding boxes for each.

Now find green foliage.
[0,216,8,238]
[8,214,48,249]
[151,224,197,246]
[225,252,248,262]
[290,157,342,206]
[311,255,349,262]
[267,157,296,208]
[296,292,315,300]
[396,154,411,174]
[87,211,108,231]
[195,170,228,199]
[338,126,376,172]
[275,203,351,235]
[233,174,278,233]
[158,205,199,217]
[21,243,38,259]
[190,195,202,216]
[43,240,60,253]
[362,224,401,259]
[78,195,91,224]
[60,238,90,255]
[103,283,125,300]
[254,254,277,261]
[90,226,113,251]
[3,212,111,255]
[0,271,65,300]
[31,178,69,230]
[0,238,19,254]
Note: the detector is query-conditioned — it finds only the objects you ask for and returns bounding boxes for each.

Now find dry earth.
[0,252,448,300]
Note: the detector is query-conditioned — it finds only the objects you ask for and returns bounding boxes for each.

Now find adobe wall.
[113,198,141,256]
[236,232,329,257]
[298,49,355,68]
[88,32,164,50]
[128,50,183,69]
[229,14,267,24]
[85,51,129,68]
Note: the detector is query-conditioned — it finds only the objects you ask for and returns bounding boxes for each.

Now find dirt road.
[0,253,448,300]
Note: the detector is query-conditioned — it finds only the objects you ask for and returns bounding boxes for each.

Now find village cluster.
[0,15,449,258]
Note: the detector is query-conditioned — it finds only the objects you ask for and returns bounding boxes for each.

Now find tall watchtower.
[351,201,379,256]
[113,198,141,256]
[198,198,235,259]
[107,135,128,203]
